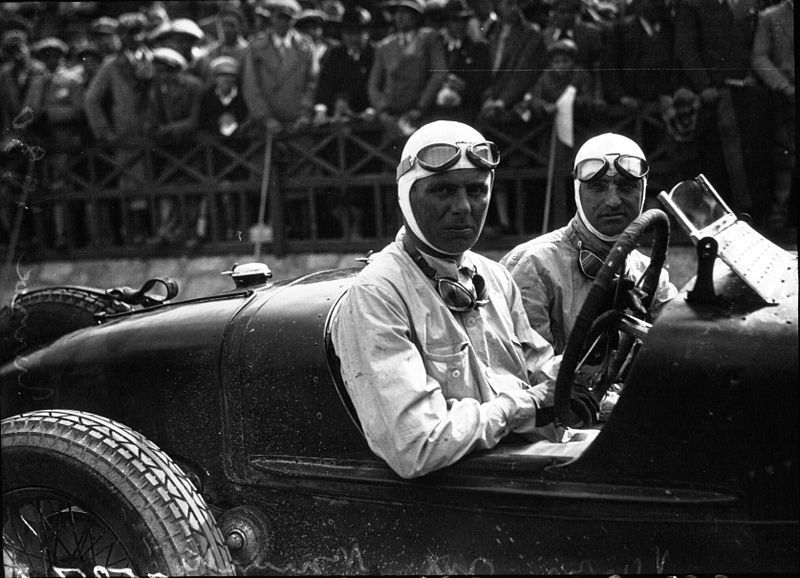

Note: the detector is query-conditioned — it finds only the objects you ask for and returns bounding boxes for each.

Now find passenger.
[501,133,678,358]
[331,120,598,479]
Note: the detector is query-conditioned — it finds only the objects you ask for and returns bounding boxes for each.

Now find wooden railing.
[1,106,692,263]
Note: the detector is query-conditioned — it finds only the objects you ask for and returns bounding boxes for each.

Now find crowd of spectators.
[0,0,795,254]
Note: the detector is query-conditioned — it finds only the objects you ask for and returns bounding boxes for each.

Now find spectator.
[88,16,121,58]
[24,37,83,251]
[294,9,331,77]
[199,55,253,241]
[541,0,604,95]
[149,46,203,247]
[515,39,596,122]
[368,0,447,137]
[195,4,249,86]
[480,0,546,121]
[71,39,117,247]
[435,0,491,121]
[601,0,682,110]
[751,0,794,236]
[315,6,374,120]
[145,3,171,34]
[674,0,769,217]
[149,18,206,80]
[1,14,47,120]
[314,5,376,240]
[241,0,316,133]
[84,11,156,245]
[466,0,498,42]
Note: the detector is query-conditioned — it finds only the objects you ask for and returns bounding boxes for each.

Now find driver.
[501,133,678,357]
[331,120,592,479]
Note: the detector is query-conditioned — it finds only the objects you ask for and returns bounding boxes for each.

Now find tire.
[2,410,235,577]
[0,288,128,364]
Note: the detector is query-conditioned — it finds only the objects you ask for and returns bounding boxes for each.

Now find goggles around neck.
[397,141,500,180]
[573,153,649,183]
[403,234,489,312]
[578,248,605,279]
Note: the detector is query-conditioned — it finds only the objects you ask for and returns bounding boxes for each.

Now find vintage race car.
[1,176,798,576]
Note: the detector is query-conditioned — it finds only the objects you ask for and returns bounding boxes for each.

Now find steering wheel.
[554,209,671,427]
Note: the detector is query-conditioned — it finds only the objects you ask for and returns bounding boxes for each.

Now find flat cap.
[209,55,240,75]
[261,0,302,17]
[90,16,119,35]
[32,36,69,55]
[152,46,187,69]
[386,0,425,15]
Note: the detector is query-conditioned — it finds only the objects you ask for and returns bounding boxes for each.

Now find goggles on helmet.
[397,141,500,180]
[573,154,649,183]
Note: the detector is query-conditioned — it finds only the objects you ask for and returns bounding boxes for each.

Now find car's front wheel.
[2,410,235,577]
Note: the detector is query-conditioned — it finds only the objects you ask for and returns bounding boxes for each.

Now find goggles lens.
[436,274,489,312]
[578,249,605,280]
[574,154,649,182]
[397,141,499,180]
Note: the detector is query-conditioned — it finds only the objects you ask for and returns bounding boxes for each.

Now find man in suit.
[601,0,682,109]
[479,0,546,120]
[751,0,794,235]
[368,0,447,136]
[315,6,374,119]
[542,0,604,72]
[436,0,491,121]
[674,0,768,216]
[241,0,316,133]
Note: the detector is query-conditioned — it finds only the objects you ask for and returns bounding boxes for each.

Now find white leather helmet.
[573,133,647,243]
[397,120,495,254]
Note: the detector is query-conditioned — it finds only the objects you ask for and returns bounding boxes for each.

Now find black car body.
[2,177,798,575]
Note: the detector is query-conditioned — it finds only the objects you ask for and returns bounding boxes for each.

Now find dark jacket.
[674,0,760,92]
[443,35,491,114]
[484,19,546,107]
[316,42,374,113]
[602,15,683,103]
[368,27,448,114]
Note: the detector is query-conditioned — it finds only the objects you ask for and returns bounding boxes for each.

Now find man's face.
[39,50,62,72]
[551,0,580,30]
[342,28,367,50]
[497,0,521,22]
[409,168,491,254]
[445,17,469,40]
[394,7,419,32]
[214,72,236,92]
[221,16,242,44]
[272,12,293,36]
[550,52,574,73]
[578,169,642,236]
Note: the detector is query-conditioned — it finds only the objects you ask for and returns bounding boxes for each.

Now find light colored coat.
[751,0,794,92]
[241,29,316,124]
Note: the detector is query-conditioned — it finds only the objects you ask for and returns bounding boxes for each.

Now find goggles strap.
[402,233,486,310]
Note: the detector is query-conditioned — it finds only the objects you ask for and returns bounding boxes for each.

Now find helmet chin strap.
[572,178,646,245]
[398,187,452,254]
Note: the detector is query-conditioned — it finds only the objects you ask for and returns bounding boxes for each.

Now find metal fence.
[2,105,693,263]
